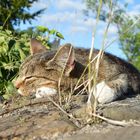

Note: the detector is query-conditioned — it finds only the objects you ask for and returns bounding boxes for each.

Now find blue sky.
[19,0,140,59]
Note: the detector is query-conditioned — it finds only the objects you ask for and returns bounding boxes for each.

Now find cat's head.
[14,38,75,98]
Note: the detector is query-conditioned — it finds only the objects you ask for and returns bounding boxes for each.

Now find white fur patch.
[93,81,116,104]
[17,89,23,95]
[36,87,57,98]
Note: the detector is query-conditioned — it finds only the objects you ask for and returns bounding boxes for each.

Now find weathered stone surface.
[0,94,140,139]
[62,125,140,140]
[0,97,77,139]
[101,95,140,120]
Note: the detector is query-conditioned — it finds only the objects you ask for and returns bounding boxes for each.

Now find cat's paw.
[93,81,117,104]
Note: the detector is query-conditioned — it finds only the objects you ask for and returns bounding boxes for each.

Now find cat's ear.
[46,43,75,76]
[30,38,47,55]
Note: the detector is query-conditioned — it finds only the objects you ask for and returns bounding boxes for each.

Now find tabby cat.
[14,38,140,104]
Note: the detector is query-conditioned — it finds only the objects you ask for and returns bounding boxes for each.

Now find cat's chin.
[35,87,57,98]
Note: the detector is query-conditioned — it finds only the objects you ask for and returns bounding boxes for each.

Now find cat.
[14,38,140,104]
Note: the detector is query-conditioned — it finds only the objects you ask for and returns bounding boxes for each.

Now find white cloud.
[54,0,86,11]
[127,4,140,17]
[70,26,88,33]
[31,0,49,10]
[82,18,96,27]
[39,11,78,24]
[98,24,118,36]
[108,25,118,34]
[128,11,140,16]
[31,0,108,35]
[39,13,95,33]
[134,4,140,11]
[124,0,134,4]
[30,0,138,37]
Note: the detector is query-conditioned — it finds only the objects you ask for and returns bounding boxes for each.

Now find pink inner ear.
[66,50,75,71]
[67,55,75,66]
[69,61,75,70]
[65,58,75,76]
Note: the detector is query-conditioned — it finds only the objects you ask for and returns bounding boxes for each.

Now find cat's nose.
[14,77,26,89]
[14,80,21,89]
[13,81,24,95]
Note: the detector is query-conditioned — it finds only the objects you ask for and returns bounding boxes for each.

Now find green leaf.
[19,49,26,61]
[37,26,49,33]
[49,29,56,35]
[5,30,12,35]
[56,32,64,39]
[0,36,5,44]
[0,68,2,77]
[8,39,16,51]
[6,82,15,93]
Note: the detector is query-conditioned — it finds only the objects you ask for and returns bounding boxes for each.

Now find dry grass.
[57,45,74,106]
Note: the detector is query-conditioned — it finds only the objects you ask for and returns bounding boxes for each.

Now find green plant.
[35,26,64,48]
[0,27,29,99]
[119,17,140,69]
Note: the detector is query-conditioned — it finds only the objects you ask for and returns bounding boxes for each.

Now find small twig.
[58,45,73,106]
[92,113,130,126]
[74,79,88,91]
